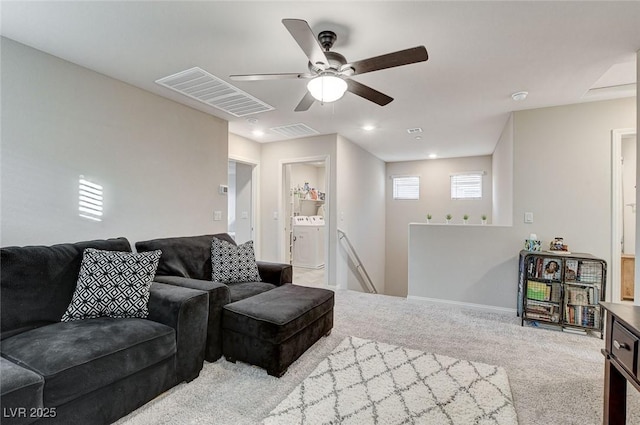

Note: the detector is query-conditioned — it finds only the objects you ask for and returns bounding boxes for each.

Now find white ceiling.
[2,1,639,162]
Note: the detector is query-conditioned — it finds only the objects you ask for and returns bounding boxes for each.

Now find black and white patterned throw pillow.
[211,237,261,284]
[61,248,162,322]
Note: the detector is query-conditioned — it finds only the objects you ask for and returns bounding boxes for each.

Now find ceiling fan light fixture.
[307,74,348,103]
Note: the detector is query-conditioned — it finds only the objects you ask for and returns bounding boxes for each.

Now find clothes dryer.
[292,216,324,269]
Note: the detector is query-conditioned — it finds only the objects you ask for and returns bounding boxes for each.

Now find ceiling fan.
[230,19,429,111]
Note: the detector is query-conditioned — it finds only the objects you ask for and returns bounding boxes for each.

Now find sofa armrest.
[256,261,292,286]
[154,276,230,362]
[148,282,208,383]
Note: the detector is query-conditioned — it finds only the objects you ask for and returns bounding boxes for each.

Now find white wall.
[336,135,386,293]
[385,156,493,297]
[229,133,261,164]
[636,48,640,304]
[234,162,253,244]
[492,114,514,226]
[408,96,637,310]
[259,134,338,285]
[409,224,519,311]
[1,38,229,247]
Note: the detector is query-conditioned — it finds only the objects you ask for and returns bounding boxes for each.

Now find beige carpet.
[116,288,640,425]
[264,336,517,424]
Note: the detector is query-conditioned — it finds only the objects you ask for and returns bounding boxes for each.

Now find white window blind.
[451,172,483,200]
[393,176,419,200]
[79,177,103,221]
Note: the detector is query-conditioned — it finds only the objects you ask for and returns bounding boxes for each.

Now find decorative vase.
[426,219,431,224]
[482,219,487,225]
[445,219,450,224]
[463,219,468,225]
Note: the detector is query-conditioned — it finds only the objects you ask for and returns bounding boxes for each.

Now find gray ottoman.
[222,284,334,377]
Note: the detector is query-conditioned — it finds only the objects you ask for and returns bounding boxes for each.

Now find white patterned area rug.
[264,336,518,425]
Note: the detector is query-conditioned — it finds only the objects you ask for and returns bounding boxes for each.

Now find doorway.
[280,157,330,288]
[228,159,257,247]
[611,128,637,304]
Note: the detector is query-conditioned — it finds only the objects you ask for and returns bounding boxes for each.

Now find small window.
[451,172,483,200]
[393,176,419,200]
[79,177,103,221]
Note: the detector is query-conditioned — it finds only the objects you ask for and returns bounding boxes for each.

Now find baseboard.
[407,295,517,314]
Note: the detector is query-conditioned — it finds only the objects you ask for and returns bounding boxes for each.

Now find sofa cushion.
[222,285,334,343]
[1,238,132,338]
[211,238,261,284]
[61,248,161,321]
[0,357,44,425]
[0,317,175,407]
[136,233,235,281]
[227,281,277,303]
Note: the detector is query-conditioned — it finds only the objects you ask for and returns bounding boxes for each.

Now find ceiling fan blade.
[347,46,428,76]
[294,91,316,112]
[282,19,329,69]
[230,73,314,81]
[346,79,393,106]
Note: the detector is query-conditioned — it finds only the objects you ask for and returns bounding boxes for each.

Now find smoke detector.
[511,91,528,101]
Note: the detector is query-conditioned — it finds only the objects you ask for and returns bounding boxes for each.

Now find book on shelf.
[567,287,589,305]
[577,261,603,284]
[564,259,578,282]
[528,257,562,281]
[527,281,551,301]
[564,305,599,328]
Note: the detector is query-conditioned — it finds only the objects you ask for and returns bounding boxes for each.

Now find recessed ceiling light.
[252,130,265,137]
[362,125,376,131]
[415,136,422,140]
[246,118,258,125]
[428,153,437,159]
[511,91,528,101]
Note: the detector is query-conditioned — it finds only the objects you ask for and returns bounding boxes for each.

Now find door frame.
[278,155,331,285]
[610,128,636,303]
[228,155,260,258]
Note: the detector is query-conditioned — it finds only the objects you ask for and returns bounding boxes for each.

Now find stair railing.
[337,228,378,294]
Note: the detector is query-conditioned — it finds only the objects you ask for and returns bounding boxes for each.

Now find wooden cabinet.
[621,255,635,301]
[601,302,640,424]
[518,250,606,336]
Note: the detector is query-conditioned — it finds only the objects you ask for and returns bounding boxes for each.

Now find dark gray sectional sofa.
[0,238,209,425]
[135,233,293,362]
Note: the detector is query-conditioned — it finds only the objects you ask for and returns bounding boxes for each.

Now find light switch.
[214,211,222,221]
[524,212,534,223]
[273,211,278,220]
[241,211,249,219]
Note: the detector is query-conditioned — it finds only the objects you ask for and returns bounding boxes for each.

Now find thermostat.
[219,184,228,195]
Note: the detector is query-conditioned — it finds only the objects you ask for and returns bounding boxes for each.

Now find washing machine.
[292,216,325,269]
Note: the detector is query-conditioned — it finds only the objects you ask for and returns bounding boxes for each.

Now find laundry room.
[285,161,327,287]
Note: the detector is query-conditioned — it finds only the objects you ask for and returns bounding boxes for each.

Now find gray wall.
[1,38,229,246]
[336,135,386,294]
[385,156,493,297]
[408,96,637,310]
[492,114,514,226]
[259,134,338,285]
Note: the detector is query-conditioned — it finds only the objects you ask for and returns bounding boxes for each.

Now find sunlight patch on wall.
[78,177,103,221]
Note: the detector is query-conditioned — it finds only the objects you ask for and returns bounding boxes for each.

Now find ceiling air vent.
[406,127,423,134]
[269,123,320,138]
[156,67,274,117]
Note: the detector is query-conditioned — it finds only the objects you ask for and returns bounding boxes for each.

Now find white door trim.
[611,128,636,303]
[278,155,331,285]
